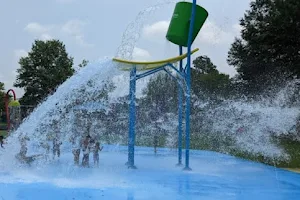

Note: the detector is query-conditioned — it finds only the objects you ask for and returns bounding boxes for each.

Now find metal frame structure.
[127,0,198,170]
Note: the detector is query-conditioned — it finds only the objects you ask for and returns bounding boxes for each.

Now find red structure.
[5,89,17,131]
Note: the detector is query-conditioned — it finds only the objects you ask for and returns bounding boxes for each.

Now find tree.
[192,56,231,99]
[14,40,74,106]
[0,82,5,113]
[192,56,217,74]
[78,59,89,68]
[227,0,300,94]
[142,72,178,116]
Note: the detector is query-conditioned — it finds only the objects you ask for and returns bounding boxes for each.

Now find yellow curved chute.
[113,48,199,71]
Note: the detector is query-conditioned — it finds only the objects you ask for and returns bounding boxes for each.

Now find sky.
[0,0,252,98]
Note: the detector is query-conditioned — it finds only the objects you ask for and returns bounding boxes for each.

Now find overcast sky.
[0,0,252,97]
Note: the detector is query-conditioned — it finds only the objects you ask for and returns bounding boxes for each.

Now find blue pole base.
[183,167,192,171]
[176,163,183,167]
[128,165,137,169]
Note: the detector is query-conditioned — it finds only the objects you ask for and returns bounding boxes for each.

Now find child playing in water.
[16,136,43,164]
[40,141,50,160]
[16,136,30,162]
[71,135,81,165]
[53,136,62,159]
[93,141,103,167]
[81,135,91,167]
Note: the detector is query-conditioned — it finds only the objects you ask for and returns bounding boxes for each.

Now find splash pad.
[0,0,300,199]
[113,1,208,170]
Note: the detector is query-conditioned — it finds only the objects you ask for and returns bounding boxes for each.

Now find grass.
[284,168,300,173]
[0,121,7,126]
[277,138,300,168]
[0,121,7,138]
[0,130,7,137]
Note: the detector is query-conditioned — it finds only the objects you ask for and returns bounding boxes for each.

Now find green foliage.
[78,59,89,68]
[228,0,300,94]
[0,82,5,113]
[142,72,178,116]
[192,55,217,74]
[192,56,231,99]
[0,82,4,91]
[14,40,74,106]
[0,130,7,137]
[277,138,300,168]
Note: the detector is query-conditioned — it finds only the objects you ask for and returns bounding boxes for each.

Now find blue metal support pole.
[179,46,183,72]
[177,45,183,166]
[136,63,185,81]
[166,63,185,79]
[184,0,197,171]
[163,68,185,90]
[136,65,166,80]
[128,66,137,169]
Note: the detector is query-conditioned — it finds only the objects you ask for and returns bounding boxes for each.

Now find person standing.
[40,141,50,160]
[71,135,81,165]
[81,135,91,167]
[93,141,103,167]
[53,136,62,159]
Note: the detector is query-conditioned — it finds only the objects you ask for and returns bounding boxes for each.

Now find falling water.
[115,0,178,60]
[0,59,123,168]
[191,80,300,161]
[0,0,180,168]
[0,0,299,168]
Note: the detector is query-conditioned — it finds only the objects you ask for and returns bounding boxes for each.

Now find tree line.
[1,0,299,117]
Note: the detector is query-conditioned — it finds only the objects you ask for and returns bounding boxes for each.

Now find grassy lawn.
[277,138,300,168]
[0,130,7,137]
[0,121,7,138]
[284,168,300,173]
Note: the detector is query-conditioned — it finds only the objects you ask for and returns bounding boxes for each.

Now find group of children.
[71,135,103,167]
[14,134,103,167]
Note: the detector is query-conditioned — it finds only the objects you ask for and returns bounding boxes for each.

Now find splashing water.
[0,0,179,169]
[115,0,178,60]
[193,81,300,161]
[0,59,124,168]
[1,0,299,170]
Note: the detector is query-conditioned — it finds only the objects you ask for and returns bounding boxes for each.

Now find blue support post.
[183,0,197,171]
[166,63,185,79]
[136,65,166,80]
[179,46,183,72]
[128,66,137,169]
[177,46,183,166]
[136,63,185,81]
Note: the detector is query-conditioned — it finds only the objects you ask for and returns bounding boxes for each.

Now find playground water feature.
[0,57,300,199]
[1,1,300,199]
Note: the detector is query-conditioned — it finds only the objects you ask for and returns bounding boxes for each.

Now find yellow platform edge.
[112,48,199,71]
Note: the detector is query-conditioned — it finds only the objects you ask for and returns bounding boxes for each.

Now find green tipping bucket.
[166,2,208,47]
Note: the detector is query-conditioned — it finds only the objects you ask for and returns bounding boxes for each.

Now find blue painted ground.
[0,145,300,200]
